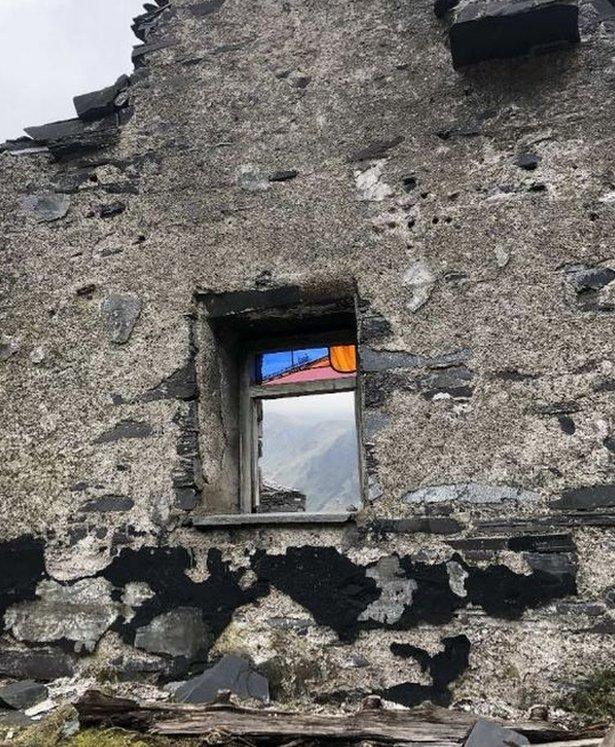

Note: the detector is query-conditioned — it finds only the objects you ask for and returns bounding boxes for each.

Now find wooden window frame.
[239,331,363,516]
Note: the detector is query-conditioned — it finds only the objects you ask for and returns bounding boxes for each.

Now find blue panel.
[257,346,329,382]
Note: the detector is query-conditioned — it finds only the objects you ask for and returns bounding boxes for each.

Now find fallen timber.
[75,691,607,746]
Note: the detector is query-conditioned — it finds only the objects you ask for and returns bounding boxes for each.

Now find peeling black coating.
[384,635,470,706]
[0,536,46,619]
[102,547,266,647]
[251,546,380,641]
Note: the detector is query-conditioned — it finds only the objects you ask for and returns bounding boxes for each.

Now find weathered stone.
[93,419,153,444]
[0,709,33,727]
[417,366,474,399]
[5,578,119,652]
[19,193,70,222]
[0,681,48,711]
[0,647,75,681]
[100,294,142,344]
[404,483,542,505]
[566,264,615,292]
[0,336,19,361]
[81,495,134,512]
[190,0,225,16]
[268,169,298,182]
[514,152,541,170]
[135,607,209,659]
[73,75,130,121]
[349,136,404,162]
[449,0,580,69]
[140,360,197,402]
[602,726,615,747]
[354,160,393,201]
[551,484,615,510]
[98,201,126,218]
[174,654,269,704]
[463,718,529,746]
[237,165,269,192]
[359,557,417,624]
[403,259,436,312]
[201,286,301,318]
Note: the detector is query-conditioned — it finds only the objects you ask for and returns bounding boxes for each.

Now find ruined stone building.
[1,0,614,722]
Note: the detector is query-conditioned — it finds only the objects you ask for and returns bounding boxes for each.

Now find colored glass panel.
[256,344,357,386]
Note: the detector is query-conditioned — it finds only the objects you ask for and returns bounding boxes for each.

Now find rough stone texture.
[449,0,580,69]
[463,718,529,746]
[0,681,48,711]
[100,294,142,343]
[4,578,119,653]
[0,0,614,722]
[19,193,70,222]
[134,607,209,659]
[174,654,270,704]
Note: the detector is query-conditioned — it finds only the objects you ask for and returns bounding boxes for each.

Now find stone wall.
[0,0,614,719]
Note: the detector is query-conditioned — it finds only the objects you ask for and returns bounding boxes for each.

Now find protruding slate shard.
[449,0,580,69]
[0,647,75,681]
[100,294,142,344]
[0,681,48,711]
[463,718,529,746]
[81,495,134,513]
[24,118,85,142]
[551,484,615,510]
[73,75,130,121]
[190,0,226,16]
[93,419,153,444]
[19,193,70,222]
[174,655,269,704]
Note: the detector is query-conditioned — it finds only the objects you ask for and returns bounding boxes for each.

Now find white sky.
[263,392,357,420]
[0,0,145,142]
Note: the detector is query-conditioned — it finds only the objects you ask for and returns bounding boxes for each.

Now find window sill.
[187,512,356,528]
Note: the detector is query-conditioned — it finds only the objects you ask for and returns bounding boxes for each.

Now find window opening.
[241,339,361,515]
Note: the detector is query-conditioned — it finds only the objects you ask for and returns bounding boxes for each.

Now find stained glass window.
[254,344,357,386]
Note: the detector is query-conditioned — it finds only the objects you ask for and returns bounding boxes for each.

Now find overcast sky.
[0,0,144,142]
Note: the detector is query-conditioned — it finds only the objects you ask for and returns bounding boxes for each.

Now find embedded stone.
[0,710,33,727]
[190,0,225,16]
[0,336,19,361]
[73,75,130,121]
[174,654,269,704]
[551,484,615,510]
[449,0,580,69]
[100,294,142,343]
[140,360,198,402]
[403,259,435,312]
[0,647,75,681]
[93,419,153,444]
[135,607,209,659]
[0,681,48,711]
[514,152,541,170]
[5,578,118,652]
[19,193,70,222]
[237,165,269,192]
[268,169,298,182]
[81,495,134,513]
[350,136,404,162]
[418,366,474,399]
[566,265,615,293]
[463,718,529,746]
[404,483,541,505]
[359,557,417,624]
[98,201,126,218]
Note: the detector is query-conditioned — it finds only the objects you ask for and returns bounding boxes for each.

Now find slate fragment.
[19,193,70,222]
[0,647,74,681]
[73,75,130,121]
[449,0,580,69]
[174,654,269,704]
[0,681,48,711]
[135,607,209,659]
[551,484,615,510]
[463,718,529,746]
[93,419,153,444]
[100,294,142,344]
